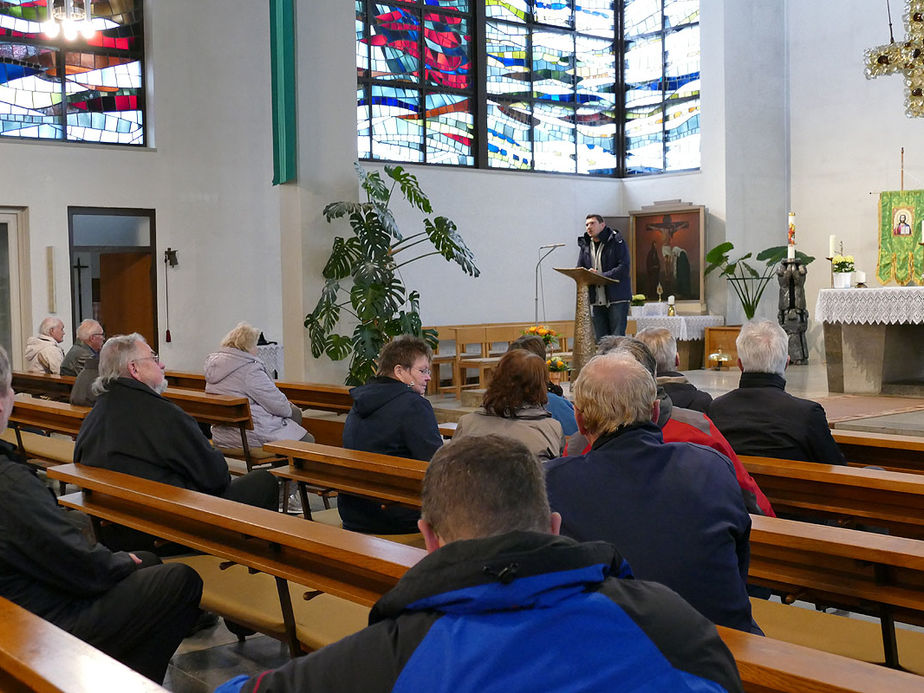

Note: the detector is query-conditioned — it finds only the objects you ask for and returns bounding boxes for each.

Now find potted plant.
[305,163,480,385]
[524,325,559,350]
[630,294,646,317]
[832,254,855,288]
[546,355,569,385]
[705,243,815,320]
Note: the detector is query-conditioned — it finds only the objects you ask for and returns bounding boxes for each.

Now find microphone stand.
[534,245,562,324]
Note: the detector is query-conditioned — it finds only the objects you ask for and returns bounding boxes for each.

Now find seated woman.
[454,350,565,461]
[507,335,577,436]
[204,322,312,448]
[340,335,443,534]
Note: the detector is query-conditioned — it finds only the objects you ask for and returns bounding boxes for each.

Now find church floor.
[161,361,923,691]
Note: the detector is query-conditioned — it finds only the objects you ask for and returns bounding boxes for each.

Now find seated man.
[216,435,743,693]
[74,334,277,549]
[709,320,846,465]
[568,336,773,517]
[0,345,202,683]
[61,319,104,377]
[636,326,712,412]
[546,353,760,634]
[24,316,65,374]
[508,334,578,436]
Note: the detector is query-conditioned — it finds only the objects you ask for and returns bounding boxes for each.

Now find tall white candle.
[667,295,675,305]
[855,270,866,284]
[828,234,837,257]
[787,245,796,259]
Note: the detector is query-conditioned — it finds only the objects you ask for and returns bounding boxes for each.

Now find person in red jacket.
[567,336,774,517]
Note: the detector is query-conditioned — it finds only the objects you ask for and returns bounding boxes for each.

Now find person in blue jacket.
[340,335,443,533]
[216,434,743,693]
[577,214,632,338]
[546,351,761,635]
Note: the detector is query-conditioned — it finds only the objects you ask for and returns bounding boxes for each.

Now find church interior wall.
[0,0,285,373]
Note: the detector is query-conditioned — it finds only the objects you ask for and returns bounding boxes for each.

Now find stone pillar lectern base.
[554,267,618,380]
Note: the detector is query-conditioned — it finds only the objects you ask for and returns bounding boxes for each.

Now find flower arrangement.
[546,356,569,372]
[832,255,855,273]
[630,294,646,307]
[524,324,558,347]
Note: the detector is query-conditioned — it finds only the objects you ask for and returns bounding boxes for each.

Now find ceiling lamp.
[41,0,96,41]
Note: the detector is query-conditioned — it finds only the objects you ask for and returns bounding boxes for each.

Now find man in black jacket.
[215,435,743,693]
[577,214,632,338]
[74,333,278,550]
[709,319,846,465]
[636,326,713,412]
[0,345,202,683]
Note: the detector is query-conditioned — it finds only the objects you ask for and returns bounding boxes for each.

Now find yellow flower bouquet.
[546,356,569,372]
[524,324,558,347]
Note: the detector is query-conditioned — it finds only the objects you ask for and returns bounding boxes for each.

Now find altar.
[815,286,924,396]
[630,314,725,370]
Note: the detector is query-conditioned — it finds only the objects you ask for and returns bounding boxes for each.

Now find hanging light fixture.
[41,0,96,41]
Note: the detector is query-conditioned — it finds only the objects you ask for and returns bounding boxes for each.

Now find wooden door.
[99,252,155,346]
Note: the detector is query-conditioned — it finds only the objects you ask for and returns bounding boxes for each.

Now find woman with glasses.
[340,335,442,534]
[454,349,564,462]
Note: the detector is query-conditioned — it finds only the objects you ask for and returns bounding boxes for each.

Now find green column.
[270,0,297,185]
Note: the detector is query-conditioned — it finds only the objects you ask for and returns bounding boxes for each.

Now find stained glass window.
[624,0,700,175]
[0,0,145,145]
[357,1,699,176]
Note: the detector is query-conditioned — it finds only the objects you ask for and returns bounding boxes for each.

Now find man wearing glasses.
[61,319,105,377]
[74,333,277,552]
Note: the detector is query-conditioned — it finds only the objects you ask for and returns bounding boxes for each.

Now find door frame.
[0,207,33,369]
[67,207,158,352]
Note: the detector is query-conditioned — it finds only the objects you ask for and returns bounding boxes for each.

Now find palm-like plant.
[705,243,814,319]
[305,163,480,385]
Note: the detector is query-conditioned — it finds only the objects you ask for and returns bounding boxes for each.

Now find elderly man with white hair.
[709,319,845,465]
[635,326,712,412]
[545,352,760,635]
[61,319,105,377]
[24,316,65,374]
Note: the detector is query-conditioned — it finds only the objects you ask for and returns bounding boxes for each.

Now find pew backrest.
[9,398,90,437]
[11,371,75,401]
[832,429,924,474]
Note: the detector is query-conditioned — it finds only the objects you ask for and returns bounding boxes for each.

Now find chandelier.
[864,0,924,117]
[41,0,96,41]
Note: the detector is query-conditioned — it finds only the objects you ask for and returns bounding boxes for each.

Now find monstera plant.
[705,243,814,319]
[305,163,480,385]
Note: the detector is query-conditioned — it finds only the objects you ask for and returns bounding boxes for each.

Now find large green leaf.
[353,209,392,259]
[322,237,363,280]
[323,201,366,222]
[385,165,432,214]
[325,333,353,361]
[355,163,389,203]
[351,277,405,321]
[705,241,734,266]
[423,216,480,277]
[353,260,393,287]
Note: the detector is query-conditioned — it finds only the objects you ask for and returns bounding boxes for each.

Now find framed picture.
[629,203,706,311]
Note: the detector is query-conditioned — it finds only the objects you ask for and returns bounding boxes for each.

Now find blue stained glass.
[486,0,529,23]
[370,85,423,161]
[576,0,615,37]
[535,0,572,28]
[487,99,531,168]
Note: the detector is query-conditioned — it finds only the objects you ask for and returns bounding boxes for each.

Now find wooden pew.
[739,455,924,539]
[0,595,166,692]
[164,371,353,414]
[45,463,924,692]
[11,370,75,401]
[832,429,924,475]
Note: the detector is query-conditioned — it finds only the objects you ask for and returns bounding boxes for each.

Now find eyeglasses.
[414,367,431,376]
[132,353,160,364]
[90,332,105,339]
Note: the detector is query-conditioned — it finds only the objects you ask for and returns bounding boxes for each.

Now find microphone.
[539,243,566,249]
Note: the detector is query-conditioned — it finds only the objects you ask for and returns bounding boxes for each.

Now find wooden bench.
[739,455,924,539]
[44,464,924,692]
[0,595,166,692]
[832,429,924,475]
[11,370,75,401]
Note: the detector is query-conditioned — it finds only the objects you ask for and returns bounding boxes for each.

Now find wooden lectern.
[554,267,618,379]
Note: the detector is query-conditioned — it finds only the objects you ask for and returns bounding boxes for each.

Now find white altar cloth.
[815,286,924,325]
[631,315,725,341]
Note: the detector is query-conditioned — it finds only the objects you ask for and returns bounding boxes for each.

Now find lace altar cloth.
[631,315,725,341]
[814,287,924,325]
[256,344,284,379]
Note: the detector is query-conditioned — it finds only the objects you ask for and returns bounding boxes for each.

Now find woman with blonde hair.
[204,322,312,447]
[454,350,564,461]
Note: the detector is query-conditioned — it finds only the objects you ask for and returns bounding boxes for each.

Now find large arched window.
[356,0,699,177]
[0,0,145,145]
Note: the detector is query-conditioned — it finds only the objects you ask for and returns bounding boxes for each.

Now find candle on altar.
[855,270,866,284]
[667,295,675,305]
[829,234,837,257]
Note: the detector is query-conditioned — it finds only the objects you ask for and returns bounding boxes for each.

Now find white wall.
[0,0,284,371]
[788,0,924,357]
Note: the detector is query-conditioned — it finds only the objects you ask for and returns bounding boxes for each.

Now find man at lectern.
[577,214,632,339]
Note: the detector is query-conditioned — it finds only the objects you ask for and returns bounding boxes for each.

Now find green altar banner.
[877,190,924,285]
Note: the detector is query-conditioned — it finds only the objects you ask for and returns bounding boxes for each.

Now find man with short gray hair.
[709,320,845,465]
[61,319,104,377]
[636,326,712,412]
[75,334,277,551]
[24,316,65,374]
[216,434,742,693]
[546,352,760,634]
